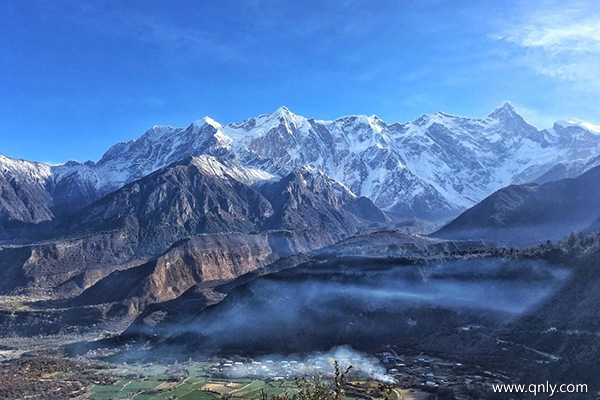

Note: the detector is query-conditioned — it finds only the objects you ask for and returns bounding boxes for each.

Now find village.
[213,353,500,385]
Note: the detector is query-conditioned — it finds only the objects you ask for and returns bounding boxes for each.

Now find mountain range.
[3,102,600,237]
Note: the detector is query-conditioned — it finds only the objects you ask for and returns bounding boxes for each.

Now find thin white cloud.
[504,16,600,53]
[495,1,600,90]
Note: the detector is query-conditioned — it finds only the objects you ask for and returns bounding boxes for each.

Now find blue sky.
[2,0,599,163]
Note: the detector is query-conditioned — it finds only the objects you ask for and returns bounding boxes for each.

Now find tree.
[257,361,352,400]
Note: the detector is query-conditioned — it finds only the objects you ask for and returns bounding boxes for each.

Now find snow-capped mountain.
[2,101,600,228]
[0,155,53,224]
[220,102,600,218]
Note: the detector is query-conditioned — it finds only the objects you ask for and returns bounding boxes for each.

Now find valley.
[2,233,598,399]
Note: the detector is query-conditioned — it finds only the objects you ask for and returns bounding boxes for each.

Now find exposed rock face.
[72,230,329,313]
[0,231,142,295]
[260,165,388,232]
[435,165,600,245]
[73,233,276,308]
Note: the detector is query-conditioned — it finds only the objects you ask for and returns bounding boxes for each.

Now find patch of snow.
[0,155,52,182]
[556,118,600,134]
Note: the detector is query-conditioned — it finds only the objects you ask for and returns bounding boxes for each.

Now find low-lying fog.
[156,258,569,354]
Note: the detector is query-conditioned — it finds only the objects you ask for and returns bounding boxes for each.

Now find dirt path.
[393,388,430,400]
[231,381,255,394]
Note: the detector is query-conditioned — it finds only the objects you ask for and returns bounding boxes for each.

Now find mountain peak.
[295,164,319,175]
[193,116,222,130]
[271,106,298,120]
[250,106,310,132]
[555,118,600,134]
[252,106,301,123]
[488,101,518,118]
[275,105,291,113]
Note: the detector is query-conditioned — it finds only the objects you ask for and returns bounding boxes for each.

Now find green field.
[88,361,407,400]
[90,372,305,400]
[90,363,250,400]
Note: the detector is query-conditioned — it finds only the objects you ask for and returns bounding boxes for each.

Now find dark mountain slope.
[130,254,565,357]
[61,156,273,255]
[67,167,389,313]
[260,166,387,233]
[435,165,600,245]
[496,234,600,385]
